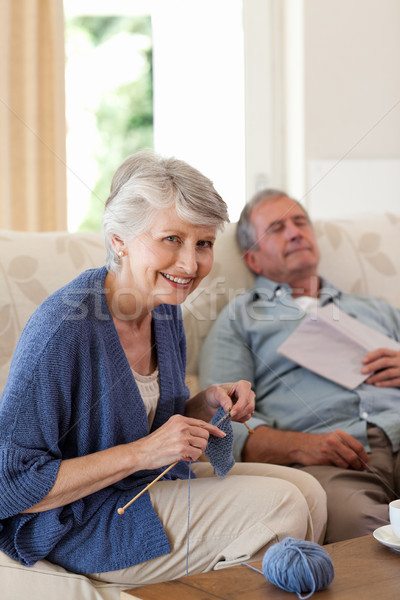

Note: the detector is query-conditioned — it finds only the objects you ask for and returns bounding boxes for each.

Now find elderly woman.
[0,151,326,595]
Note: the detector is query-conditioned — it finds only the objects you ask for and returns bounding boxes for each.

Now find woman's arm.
[23,414,226,513]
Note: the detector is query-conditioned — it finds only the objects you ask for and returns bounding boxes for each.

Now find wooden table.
[121,534,400,600]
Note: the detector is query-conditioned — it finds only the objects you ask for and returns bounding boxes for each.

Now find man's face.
[244,195,320,285]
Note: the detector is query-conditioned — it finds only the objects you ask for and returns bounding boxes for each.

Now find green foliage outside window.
[66,15,153,231]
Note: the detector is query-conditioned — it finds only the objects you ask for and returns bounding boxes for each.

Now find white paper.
[277,305,400,389]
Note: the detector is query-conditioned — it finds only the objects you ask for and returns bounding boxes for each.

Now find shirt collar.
[251,274,342,304]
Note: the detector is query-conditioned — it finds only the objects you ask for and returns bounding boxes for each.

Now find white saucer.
[373,524,400,552]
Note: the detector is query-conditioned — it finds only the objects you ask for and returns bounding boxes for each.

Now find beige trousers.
[90,462,327,588]
[0,462,326,599]
[299,425,400,543]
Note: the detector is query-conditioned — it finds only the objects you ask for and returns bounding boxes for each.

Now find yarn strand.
[293,545,317,599]
[185,460,192,577]
[240,562,264,575]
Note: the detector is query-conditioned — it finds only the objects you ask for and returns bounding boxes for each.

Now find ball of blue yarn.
[262,537,334,599]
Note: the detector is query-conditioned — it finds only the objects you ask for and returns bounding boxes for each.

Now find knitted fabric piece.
[205,407,235,476]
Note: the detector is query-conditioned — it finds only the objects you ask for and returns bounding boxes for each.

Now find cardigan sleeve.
[0,344,69,519]
[0,440,61,518]
[0,307,77,518]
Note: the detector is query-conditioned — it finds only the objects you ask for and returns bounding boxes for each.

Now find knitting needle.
[244,421,254,434]
[215,408,254,434]
[118,412,253,515]
[119,411,231,516]
[215,409,231,427]
[117,460,179,515]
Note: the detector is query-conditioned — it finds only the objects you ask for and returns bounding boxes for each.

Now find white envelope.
[277,304,400,389]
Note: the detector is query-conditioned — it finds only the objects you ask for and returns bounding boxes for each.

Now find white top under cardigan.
[131,368,160,428]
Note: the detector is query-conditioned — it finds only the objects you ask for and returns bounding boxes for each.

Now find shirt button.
[361,411,368,420]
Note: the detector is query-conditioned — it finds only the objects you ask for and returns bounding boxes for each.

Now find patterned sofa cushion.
[0,231,106,394]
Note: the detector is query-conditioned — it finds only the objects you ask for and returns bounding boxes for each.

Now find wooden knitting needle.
[118,413,253,515]
[244,421,254,434]
[216,408,254,434]
[215,409,231,426]
[117,460,179,515]
[119,411,231,516]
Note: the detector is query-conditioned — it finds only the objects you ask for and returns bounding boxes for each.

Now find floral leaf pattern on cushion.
[7,256,48,306]
[387,213,400,225]
[350,278,365,295]
[68,240,86,270]
[56,236,105,268]
[316,213,400,303]
[8,256,39,281]
[365,253,397,276]
[15,280,48,306]
[0,304,12,336]
[0,305,15,368]
[358,232,381,254]
[0,231,107,395]
[324,223,343,249]
[55,236,67,253]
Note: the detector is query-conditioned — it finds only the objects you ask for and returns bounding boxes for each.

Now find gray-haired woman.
[0,150,326,595]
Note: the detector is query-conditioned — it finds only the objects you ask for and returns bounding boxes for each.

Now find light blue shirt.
[199,276,400,461]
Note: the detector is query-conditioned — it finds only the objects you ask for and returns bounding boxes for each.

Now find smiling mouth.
[161,273,193,285]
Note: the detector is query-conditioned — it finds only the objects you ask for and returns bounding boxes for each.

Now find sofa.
[1,213,400,599]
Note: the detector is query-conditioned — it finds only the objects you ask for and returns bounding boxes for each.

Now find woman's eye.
[165,235,178,242]
[197,240,213,248]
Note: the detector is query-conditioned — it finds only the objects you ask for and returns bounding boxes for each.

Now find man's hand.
[242,426,370,470]
[361,348,400,388]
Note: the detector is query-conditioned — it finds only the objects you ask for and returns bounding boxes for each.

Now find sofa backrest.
[1,213,399,393]
[0,231,106,395]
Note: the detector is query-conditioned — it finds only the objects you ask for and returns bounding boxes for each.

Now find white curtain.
[0,0,67,231]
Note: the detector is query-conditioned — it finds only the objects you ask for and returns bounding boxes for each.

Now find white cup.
[389,499,400,538]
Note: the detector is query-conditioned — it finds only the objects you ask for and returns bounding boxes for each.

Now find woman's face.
[118,207,216,310]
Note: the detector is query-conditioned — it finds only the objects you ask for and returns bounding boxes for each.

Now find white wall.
[300,0,400,217]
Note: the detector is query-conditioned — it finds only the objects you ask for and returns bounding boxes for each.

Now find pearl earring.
[118,251,124,258]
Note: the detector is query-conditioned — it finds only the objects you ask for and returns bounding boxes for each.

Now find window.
[64,0,256,229]
[64,2,153,231]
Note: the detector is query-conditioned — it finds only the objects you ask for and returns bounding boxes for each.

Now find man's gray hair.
[103,149,229,272]
[236,189,290,252]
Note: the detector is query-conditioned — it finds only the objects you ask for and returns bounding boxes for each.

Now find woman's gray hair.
[103,149,229,272]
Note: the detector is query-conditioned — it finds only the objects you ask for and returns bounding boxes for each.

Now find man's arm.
[199,302,256,390]
[242,425,370,471]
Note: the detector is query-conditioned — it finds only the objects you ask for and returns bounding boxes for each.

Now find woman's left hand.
[204,380,255,422]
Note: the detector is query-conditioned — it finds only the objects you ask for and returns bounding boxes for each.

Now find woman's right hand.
[22,415,223,514]
[131,414,226,470]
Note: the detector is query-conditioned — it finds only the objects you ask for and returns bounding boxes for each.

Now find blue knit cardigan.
[0,267,192,573]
